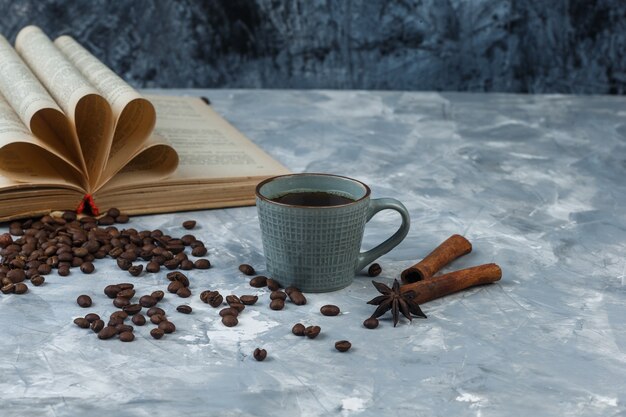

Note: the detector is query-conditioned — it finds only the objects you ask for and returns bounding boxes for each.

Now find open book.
[0,26,289,221]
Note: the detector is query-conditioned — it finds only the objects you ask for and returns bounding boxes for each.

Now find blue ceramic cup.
[255,173,410,292]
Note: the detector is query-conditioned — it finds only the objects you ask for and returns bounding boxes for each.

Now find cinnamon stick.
[400,263,501,304]
[400,234,472,283]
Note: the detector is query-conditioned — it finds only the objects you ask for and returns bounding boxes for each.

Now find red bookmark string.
[76,194,100,216]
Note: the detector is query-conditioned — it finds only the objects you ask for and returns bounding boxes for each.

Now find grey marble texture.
[1,0,625,93]
[1,89,626,416]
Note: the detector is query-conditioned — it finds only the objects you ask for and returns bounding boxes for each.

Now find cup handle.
[355,198,410,273]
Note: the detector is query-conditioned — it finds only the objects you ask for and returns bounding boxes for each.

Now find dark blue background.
[1,0,624,93]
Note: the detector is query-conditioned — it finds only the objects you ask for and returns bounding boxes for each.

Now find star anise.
[367,279,427,327]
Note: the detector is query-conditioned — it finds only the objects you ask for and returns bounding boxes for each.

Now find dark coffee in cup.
[270,191,355,207]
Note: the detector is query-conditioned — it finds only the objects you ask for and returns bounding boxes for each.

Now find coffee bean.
[128,265,143,276]
[269,299,285,311]
[151,290,164,301]
[107,207,121,218]
[191,246,207,257]
[119,331,134,342]
[288,290,307,306]
[115,324,134,334]
[91,319,105,333]
[58,265,70,276]
[219,307,239,317]
[176,287,191,298]
[334,340,352,352]
[146,261,160,273]
[104,284,121,298]
[320,305,340,316]
[181,234,196,246]
[146,307,165,317]
[117,283,134,290]
[37,264,52,275]
[253,348,267,361]
[368,263,382,277]
[363,317,379,329]
[266,279,281,291]
[113,297,130,308]
[292,323,306,336]
[116,258,131,270]
[226,295,241,305]
[80,261,94,274]
[123,303,142,315]
[110,310,128,320]
[249,276,267,288]
[73,317,90,328]
[200,291,223,307]
[84,313,100,323]
[182,220,196,230]
[305,325,321,339]
[117,288,135,299]
[167,271,189,287]
[158,321,176,333]
[116,214,130,223]
[167,281,183,293]
[284,286,299,295]
[98,326,117,340]
[229,302,245,312]
[77,295,92,308]
[0,233,12,248]
[132,314,146,326]
[150,314,165,324]
[238,264,255,276]
[270,291,287,301]
[1,283,15,294]
[30,275,45,286]
[176,305,192,314]
[164,258,180,270]
[150,328,164,339]
[194,259,210,269]
[239,295,258,305]
[180,260,194,270]
[139,295,157,308]
[7,269,25,283]
[221,315,238,327]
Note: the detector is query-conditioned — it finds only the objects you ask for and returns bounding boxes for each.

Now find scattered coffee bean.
[0,232,12,248]
[84,313,100,323]
[150,328,164,339]
[146,261,160,273]
[150,314,165,324]
[113,297,130,308]
[58,265,70,276]
[158,321,176,333]
[239,295,258,305]
[266,279,281,291]
[222,315,238,327]
[128,265,143,276]
[117,283,134,290]
[91,319,105,333]
[182,220,196,230]
[132,314,146,326]
[80,262,95,274]
[269,299,285,311]
[37,264,52,275]
[115,324,134,334]
[164,258,180,270]
[363,317,379,329]
[123,303,142,315]
[288,290,307,306]
[1,283,15,294]
[146,307,165,317]
[117,258,131,270]
[7,269,25,283]
[176,287,191,298]
[368,263,382,277]
[191,246,207,257]
[180,260,194,270]
[226,295,241,305]
[110,310,129,321]
[139,295,157,308]
[30,275,45,286]
[151,290,164,301]
[77,295,92,308]
[73,317,90,328]
[167,271,189,287]
[284,286,299,295]
[320,305,340,316]
[104,284,121,299]
[305,325,321,339]
[14,282,28,294]
[335,340,352,352]
[292,323,306,336]
[98,326,117,340]
[119,331,134,342]
[176,305,192,314]
[194,259,211,269]
[201,291,223,307]
[269,291,287,301]
[249,276,267,288]
[117,288,135,299]
[229,302,245,312]
[253,348,267,361]
[167,281,184,293]
[238,264,255,275]
[219,307,239,317]
[107,207,121,218]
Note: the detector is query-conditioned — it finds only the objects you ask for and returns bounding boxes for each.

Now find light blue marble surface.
[1,90,625,416]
